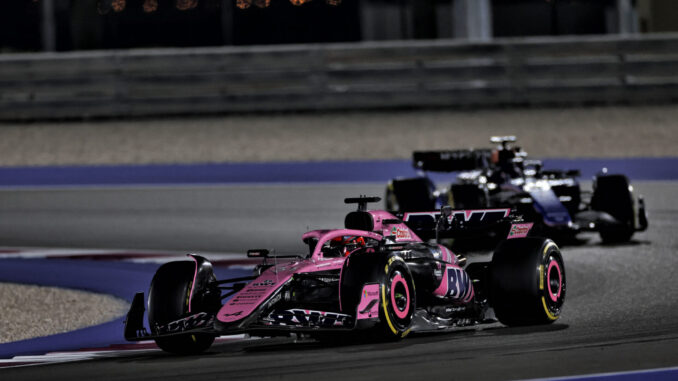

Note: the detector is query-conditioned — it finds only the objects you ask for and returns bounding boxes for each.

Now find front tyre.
[148,261,215,354]
[592,174,636,243]
[340,252,415,340]
[378,258,416,339]
[489,238,566,326]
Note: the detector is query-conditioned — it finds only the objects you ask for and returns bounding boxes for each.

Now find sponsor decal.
[433,266,474,303]
[230,291,266,305]
[507,223,533,239]
[264,309,352,327]
[243,288,266,293]
[155,312,213,334]
[229,301,257,305]
[251,279,274,287]
[357,284,380,320]
[390,226,412,241]
[403,208,511,226]
[220,311,243,318]
[446,268,470,300]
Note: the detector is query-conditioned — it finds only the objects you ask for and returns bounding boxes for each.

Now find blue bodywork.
[527,188,572,227]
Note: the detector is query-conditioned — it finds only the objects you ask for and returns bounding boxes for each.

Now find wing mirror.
[435,206,453,242]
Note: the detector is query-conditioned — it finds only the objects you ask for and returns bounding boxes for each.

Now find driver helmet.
[331,236,366,256]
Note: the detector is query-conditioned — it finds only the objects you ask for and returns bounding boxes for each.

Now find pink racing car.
[124,196,566,354]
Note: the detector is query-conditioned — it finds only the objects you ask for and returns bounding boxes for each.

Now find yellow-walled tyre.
[340,252,415,340]
[378,256,416,339]
[489,238,565,326]
[385,182,399,211]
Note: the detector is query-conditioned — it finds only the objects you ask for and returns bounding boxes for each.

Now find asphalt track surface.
[2,181,678,381]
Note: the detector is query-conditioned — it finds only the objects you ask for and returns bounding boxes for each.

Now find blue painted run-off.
[0,157,676,187]
[0,258,251,359]
[543,366,678,381]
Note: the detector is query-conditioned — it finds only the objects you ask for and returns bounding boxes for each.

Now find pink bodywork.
[217,216,405,324]
[217,256,342,323]
[216,209,470,324]
[438,244,456,264]
[369,210,422,243]
[433,264,474,303]
[507,222,534,239]
[356,283,380,320]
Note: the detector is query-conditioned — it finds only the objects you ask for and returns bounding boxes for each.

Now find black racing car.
[385,136,648,243]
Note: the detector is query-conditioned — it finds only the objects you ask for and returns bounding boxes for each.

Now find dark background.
[3,0,666,52]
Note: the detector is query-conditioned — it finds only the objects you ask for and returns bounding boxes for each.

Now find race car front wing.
[124,292,221,341]
[124,292,376,342]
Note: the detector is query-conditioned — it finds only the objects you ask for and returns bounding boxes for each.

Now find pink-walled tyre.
[489,238,566,326]
[148,261,215,354]
[341,252,416,340]
[379,257,416,339]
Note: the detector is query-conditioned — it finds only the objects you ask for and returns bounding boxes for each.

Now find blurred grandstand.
[5,0,678,51]
[1,0,677,120]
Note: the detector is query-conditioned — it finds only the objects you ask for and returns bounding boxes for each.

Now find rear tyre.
[385,177,435,212]
[340,252,415,340]
[591,174,635,243]
[148,261,215,354]
[489,238,565,326]
[385,182,399,211]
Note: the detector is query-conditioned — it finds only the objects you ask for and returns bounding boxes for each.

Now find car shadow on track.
[109,323,569,366]
[407,323,569,342]
[479,323,569,337]
[234,323,569,354]
[596,239,651,248]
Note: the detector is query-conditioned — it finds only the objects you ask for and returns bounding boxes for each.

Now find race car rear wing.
[397,207,528,240]
[412,149,492,172]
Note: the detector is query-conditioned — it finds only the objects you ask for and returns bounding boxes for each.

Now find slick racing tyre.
[385,182,399,211]
[385,178,435,212]
[379,256,416,339]
[489,237,565,326]
[591,174,636,243]
[148,261,216,354]
[341,251,416,340]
